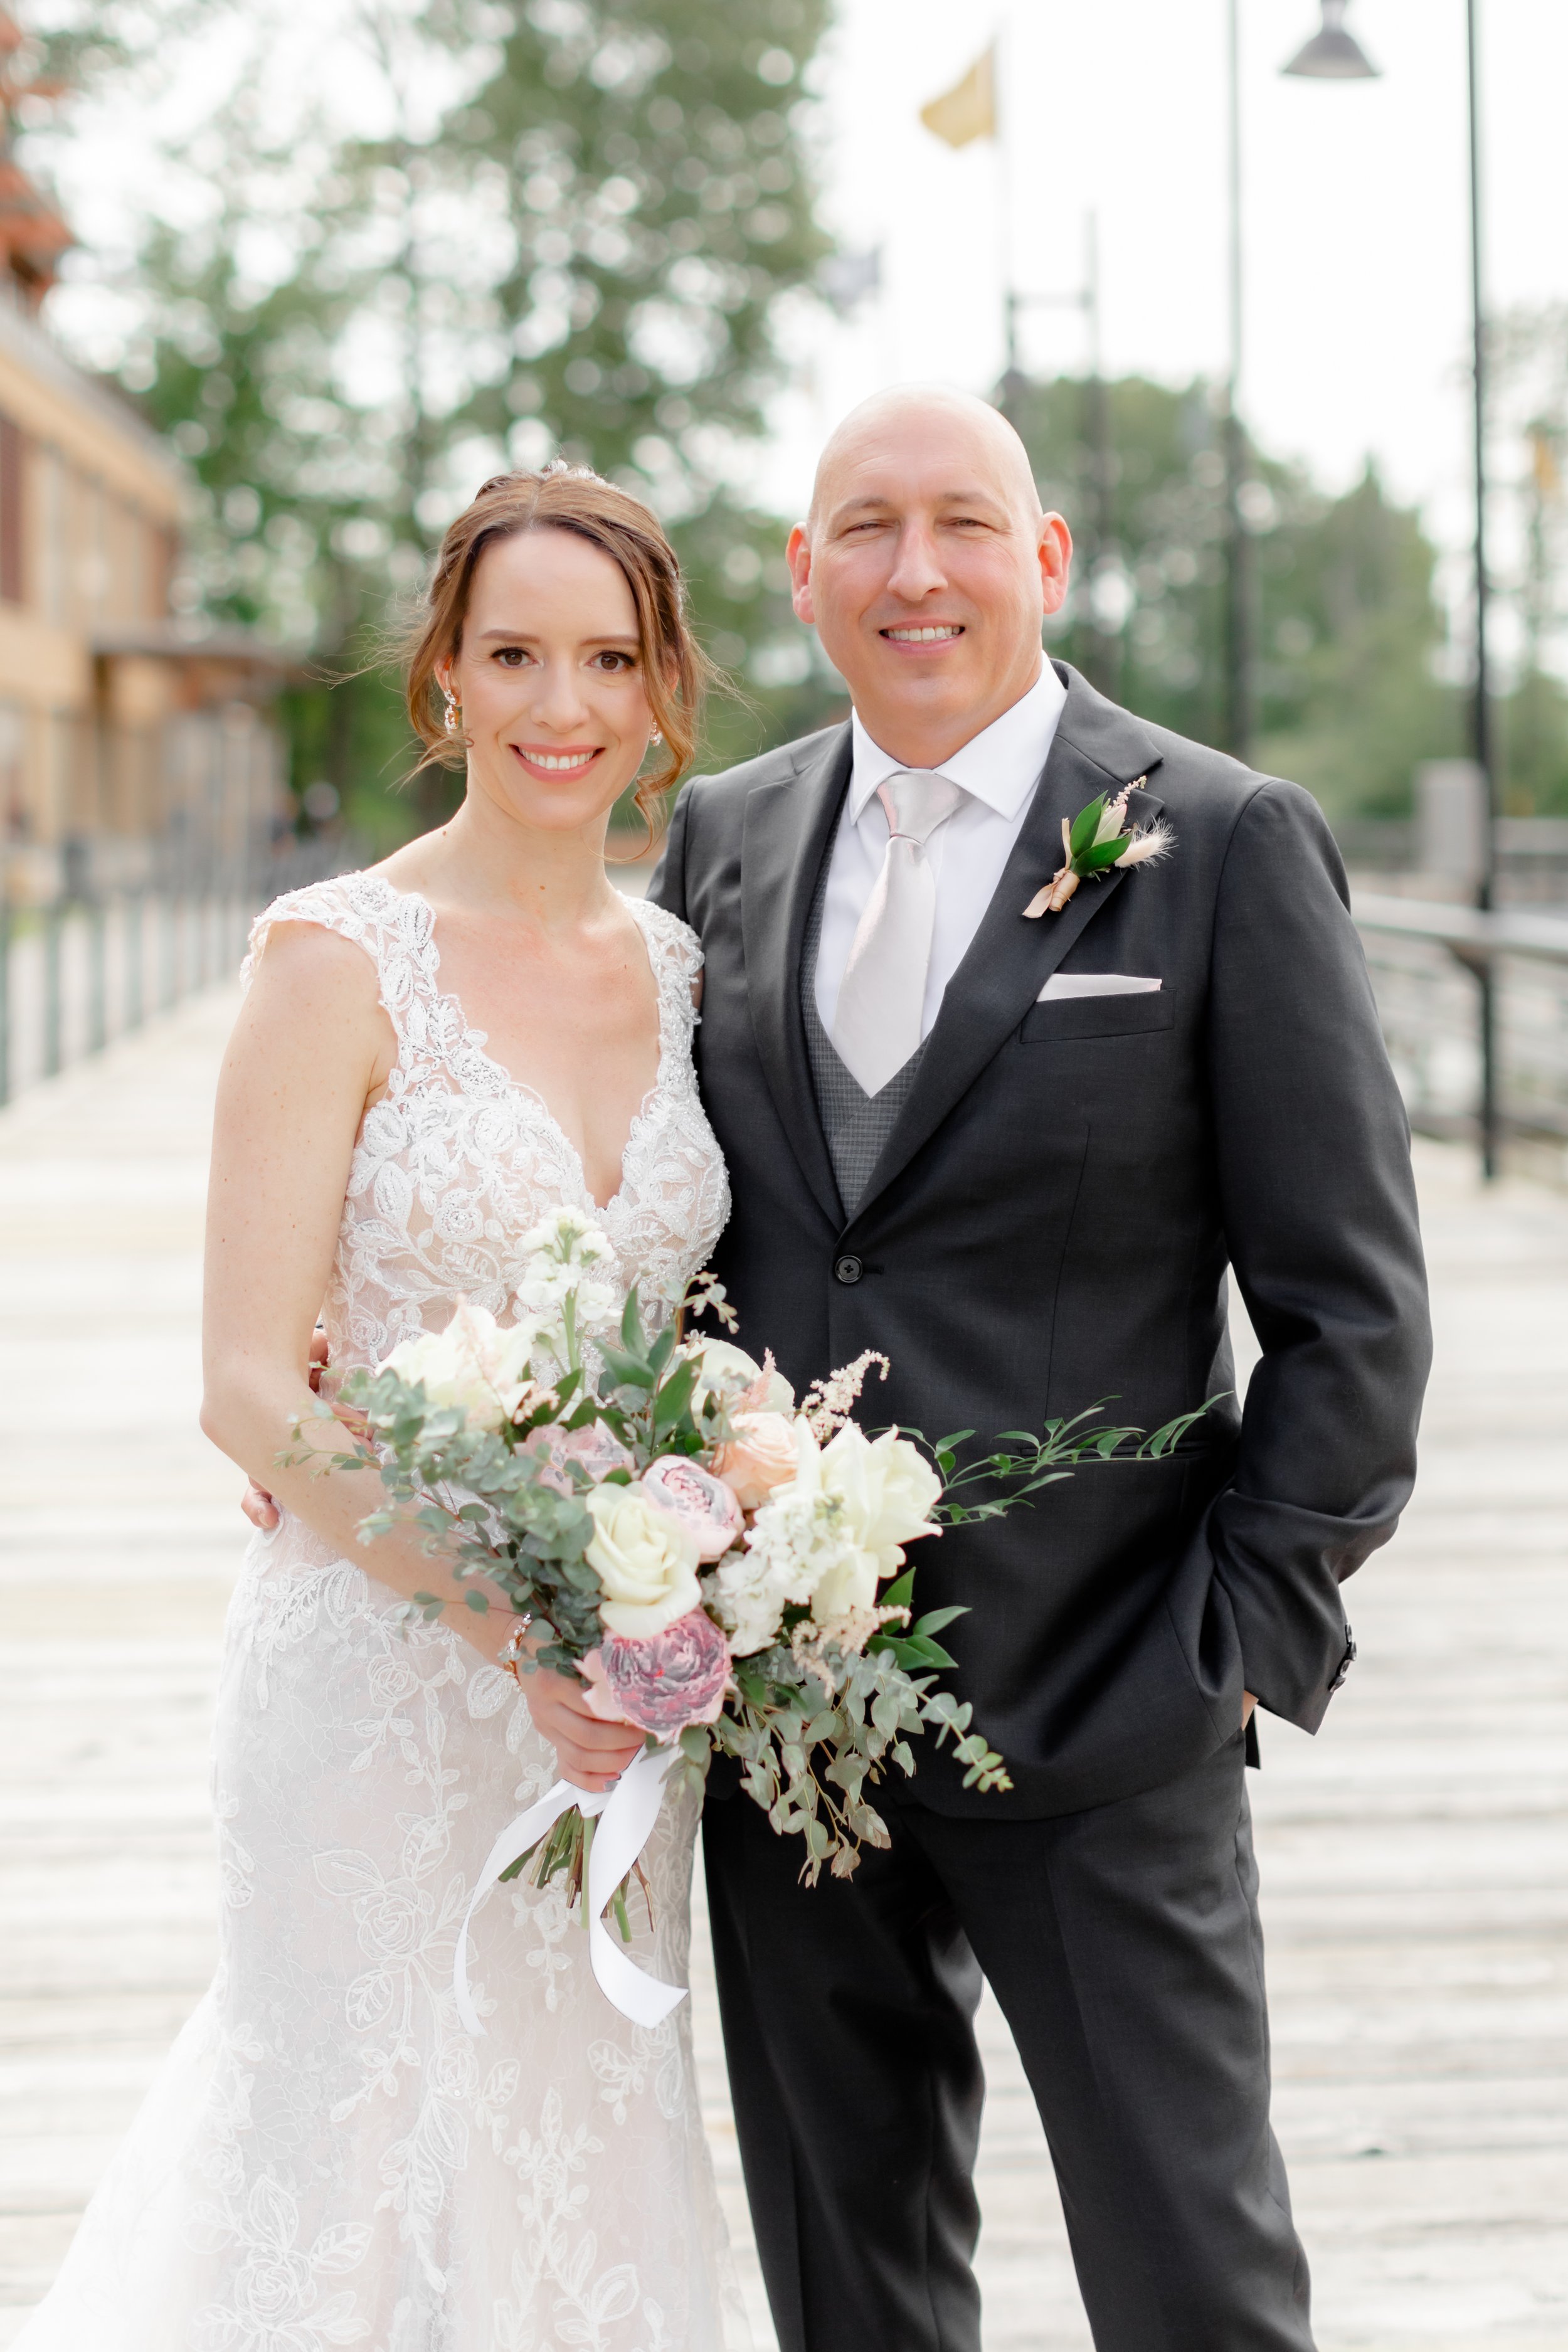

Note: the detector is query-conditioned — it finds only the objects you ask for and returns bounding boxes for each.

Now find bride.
[20,465,743,2351]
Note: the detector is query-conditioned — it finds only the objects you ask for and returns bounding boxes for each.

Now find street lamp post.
[1222,0,1251,765]
[1286,0,1498,1177]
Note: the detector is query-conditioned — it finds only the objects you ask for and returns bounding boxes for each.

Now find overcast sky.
[37,0,1568,657]
[756,0,1568,644]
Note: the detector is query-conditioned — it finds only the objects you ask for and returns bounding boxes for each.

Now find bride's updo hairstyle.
[406,461,712,830]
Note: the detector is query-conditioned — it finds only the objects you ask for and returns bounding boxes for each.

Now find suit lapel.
[741,724,853,1227]
[849,668,1165,1227]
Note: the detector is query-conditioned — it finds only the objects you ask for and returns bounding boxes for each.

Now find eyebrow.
[830,490,1010,522]
[474,628,641,647]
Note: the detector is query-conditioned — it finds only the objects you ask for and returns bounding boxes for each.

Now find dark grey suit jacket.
[650,664,1431,1817]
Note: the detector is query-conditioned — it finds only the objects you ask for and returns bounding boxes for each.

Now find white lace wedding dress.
[19,872,743,2352]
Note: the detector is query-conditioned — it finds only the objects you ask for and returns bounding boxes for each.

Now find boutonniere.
[1023,781,1175,918]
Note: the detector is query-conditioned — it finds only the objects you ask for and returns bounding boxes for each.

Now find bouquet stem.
[499,1801,642,1944]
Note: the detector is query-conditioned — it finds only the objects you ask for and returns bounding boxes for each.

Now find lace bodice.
[243,871,730,1372]
[18,872,746,2352]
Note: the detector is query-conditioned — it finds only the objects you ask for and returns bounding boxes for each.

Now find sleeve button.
[834,1254,863,1285]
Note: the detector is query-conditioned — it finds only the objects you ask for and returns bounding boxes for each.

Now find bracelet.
[501,1614,534,1679]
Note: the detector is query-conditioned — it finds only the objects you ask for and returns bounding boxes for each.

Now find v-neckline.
[383,877,669,1218]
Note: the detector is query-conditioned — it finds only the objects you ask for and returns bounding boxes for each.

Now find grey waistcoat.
[800,854,926,1221]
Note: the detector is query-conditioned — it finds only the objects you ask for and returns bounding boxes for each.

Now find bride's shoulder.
[631,893,704,985]
[241,869,428,997]
[634,884,709,992]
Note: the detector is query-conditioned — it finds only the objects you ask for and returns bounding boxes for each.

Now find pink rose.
[580,1608,731,1737]
[639,1456,744,1563]
[714,1411,800,1510]
[528,1420,635,1498]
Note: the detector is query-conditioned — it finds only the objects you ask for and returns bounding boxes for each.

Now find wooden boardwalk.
[1,986,1564,2350]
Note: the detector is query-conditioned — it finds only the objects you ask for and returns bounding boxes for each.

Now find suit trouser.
[701,1730,1315,2352]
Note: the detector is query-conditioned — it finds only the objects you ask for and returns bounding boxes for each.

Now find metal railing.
[0,844,350,1110]
[1354,892,1568,1185]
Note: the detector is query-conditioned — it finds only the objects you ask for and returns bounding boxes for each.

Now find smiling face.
[441,525,654,836]
[788,389,1073,766]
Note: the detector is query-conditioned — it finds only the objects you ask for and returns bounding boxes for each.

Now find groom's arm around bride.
[651,386,1431,2352]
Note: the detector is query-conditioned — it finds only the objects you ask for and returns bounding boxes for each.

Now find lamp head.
[1283,0,1379,80]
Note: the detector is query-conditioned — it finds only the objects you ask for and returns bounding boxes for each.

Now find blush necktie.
[832,770,964,1098]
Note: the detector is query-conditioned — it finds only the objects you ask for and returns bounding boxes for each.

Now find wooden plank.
[0,997,1564,2349]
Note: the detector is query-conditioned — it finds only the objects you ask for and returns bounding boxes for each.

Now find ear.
[786,522,815,626]
[1038,512,1073,618]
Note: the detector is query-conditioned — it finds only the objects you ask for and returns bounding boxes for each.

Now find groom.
[649,388,1430,2352]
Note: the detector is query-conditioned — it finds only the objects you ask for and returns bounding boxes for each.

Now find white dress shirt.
[813,658,1068,1043]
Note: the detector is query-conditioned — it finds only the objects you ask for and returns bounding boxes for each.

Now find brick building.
[0,16,287,904]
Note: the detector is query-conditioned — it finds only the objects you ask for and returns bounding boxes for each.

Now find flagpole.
[995,11,1014,384]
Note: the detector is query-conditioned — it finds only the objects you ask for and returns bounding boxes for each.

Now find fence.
[4,855,1566,1189]
[1355,894,1568,1187]
[0,846,349,1108]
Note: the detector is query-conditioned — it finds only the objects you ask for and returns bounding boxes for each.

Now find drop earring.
[649,725,663,746]
[443,687,462,736]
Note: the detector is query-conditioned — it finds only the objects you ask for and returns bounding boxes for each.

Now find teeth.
[884,625,961,643]
[527,751,597,771]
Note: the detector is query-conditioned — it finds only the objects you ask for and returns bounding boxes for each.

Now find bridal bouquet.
[302,1209,1210,2023]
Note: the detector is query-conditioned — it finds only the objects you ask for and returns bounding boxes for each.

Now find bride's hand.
[521,1649,644,1791]
[239,1329,334,1534]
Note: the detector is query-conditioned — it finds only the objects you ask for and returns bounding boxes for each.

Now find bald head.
[807,385,1042,535]
[786,381,1071,767]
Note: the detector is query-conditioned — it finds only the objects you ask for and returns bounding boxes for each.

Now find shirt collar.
[847,657,1067,824]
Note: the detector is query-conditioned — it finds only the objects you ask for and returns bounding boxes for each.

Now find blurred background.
[0,9,1564,2349]
[0,0,1567,1165]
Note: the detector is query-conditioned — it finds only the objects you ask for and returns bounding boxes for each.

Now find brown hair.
[405,462,712,832]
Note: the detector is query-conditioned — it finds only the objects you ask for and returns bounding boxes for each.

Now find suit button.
[834,1254,863,1285]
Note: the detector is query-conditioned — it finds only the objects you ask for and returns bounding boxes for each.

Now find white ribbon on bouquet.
[453,1742,686,2033]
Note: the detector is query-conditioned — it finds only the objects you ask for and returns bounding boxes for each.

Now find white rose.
[380,1300,535,1432]
[808,1544,883,1629]
[817,1424,942,1577]
[585,1483,702,1637]
[691,1339,796,1415]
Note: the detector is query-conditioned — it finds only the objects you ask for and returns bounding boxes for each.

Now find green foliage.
[90,0,840,840]
[1010,373,1460,820]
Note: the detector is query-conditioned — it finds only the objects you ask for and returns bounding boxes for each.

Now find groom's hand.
[1242,1691,1258,1728]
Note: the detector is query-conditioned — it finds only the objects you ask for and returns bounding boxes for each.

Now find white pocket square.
[1037,973,1163,1001]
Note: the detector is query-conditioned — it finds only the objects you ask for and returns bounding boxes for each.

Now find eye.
[590,650,637,673]
[490,644,532,667]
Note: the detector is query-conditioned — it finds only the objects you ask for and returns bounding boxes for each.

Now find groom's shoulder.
[1118,710,1335,862]
[1056,667,1331,855]
[675,723,847,830]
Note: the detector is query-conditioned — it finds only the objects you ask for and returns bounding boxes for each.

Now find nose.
[884,521,948,606]
[529,655,593,734]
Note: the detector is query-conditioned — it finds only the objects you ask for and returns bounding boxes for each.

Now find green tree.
[1010,373,1459,820]
[35,0,840,844]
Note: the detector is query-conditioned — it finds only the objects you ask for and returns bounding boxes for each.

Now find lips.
[510,746,601,773]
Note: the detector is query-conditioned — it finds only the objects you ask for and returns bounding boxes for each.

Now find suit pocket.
[1020,988,1176,1043]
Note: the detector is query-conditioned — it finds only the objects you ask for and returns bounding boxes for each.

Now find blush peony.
[580,1608,731,1737]
[639,1455,744,1561]
[528,1420,635,1497]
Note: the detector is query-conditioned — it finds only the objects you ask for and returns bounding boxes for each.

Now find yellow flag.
[919,46,996,149]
